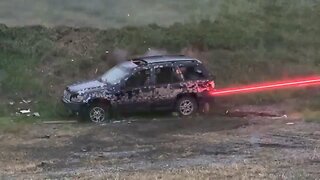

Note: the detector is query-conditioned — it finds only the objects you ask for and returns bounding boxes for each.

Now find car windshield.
[100,65,131,85]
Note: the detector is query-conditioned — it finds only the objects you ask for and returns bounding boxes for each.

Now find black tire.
[81,103,110,123]
[176,96,198,116]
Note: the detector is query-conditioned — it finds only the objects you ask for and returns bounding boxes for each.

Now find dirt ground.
[0,106,320,179]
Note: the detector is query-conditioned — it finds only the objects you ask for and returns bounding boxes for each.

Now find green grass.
[0,117,40,134]
[0,0,318,28]
[1,0,320,119]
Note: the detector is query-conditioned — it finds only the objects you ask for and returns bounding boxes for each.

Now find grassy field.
[0,0,318,28]
[1,0,320,119]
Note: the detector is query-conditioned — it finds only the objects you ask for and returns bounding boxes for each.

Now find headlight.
[70,94,84,102]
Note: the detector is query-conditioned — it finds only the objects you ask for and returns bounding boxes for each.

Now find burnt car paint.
[62,56,215,115]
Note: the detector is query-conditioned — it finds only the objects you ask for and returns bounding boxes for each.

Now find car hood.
[67,79,107,93]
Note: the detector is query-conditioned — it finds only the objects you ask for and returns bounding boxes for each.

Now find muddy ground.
[0,106,320,179]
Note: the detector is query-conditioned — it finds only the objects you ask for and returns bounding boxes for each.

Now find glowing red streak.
[211,76,320,96]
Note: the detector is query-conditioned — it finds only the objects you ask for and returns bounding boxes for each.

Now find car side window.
[179,64,206,81]
[155,66,181,84]
[125,69,151,88]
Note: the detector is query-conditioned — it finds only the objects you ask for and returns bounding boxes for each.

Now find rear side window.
[155,67,181,84]
[179,64,208,81]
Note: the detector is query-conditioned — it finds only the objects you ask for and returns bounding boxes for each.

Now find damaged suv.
[62,55,215,123]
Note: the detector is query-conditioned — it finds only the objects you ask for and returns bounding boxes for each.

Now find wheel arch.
[87,98,111,107]
[175,93,199,105]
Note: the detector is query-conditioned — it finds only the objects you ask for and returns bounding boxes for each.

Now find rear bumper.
[61,98,84,112]
[198,91,215,105]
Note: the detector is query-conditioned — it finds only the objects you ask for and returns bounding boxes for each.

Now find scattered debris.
[19,109,31,114]
[33,112,40,117]
[272,114,288,120]
[286,122,295,125]
[71,59,74,62]
[95,68,98,74]
[105,50,109,54]
[9,101,14,105]
[40,135,51,139]
[127,13,130,17]
[22,99,32,104]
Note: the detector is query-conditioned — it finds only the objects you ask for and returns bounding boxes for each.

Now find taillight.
[209,81,215,89]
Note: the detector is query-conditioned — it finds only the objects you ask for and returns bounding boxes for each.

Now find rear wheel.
[83,103,110,123]
[176,96,198,116]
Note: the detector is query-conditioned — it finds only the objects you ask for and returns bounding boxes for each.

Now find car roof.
[131,55,201,65]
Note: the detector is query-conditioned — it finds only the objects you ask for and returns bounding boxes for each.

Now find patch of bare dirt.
[0,111,319,179]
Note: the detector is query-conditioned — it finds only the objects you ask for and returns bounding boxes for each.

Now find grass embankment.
[1,1,320,119]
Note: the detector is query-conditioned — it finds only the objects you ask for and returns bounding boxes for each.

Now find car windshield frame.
[100,65,132,85]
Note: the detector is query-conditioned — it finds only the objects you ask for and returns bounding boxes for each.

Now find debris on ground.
[286,122,295,125]
[19,109,31,114]
[271,115,288,120]
[1,110,320,179]
[225,105,286,118]
[9,101,15,105]
[33,112,40,117]
[39,135,51,139]
[22,99,32,104]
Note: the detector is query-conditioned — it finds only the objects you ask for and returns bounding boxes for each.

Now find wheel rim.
[89,107,106,123]
[179,100,194,116]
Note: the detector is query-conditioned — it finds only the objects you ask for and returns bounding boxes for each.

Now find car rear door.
[152,64,184,110]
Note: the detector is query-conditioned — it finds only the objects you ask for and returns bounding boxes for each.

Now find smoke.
[111,48,129,63]
[144,48,167,56]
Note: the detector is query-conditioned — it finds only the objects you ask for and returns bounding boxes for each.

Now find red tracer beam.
[211,76,320,96]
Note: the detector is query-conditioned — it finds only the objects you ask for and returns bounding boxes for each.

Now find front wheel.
[84,103,110,123]
[176,96,198,116]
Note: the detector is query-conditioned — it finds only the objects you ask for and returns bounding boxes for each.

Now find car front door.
[152,64,184,110]
[117,68,153,113]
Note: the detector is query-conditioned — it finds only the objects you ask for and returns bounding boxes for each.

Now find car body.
[62,55,215,123]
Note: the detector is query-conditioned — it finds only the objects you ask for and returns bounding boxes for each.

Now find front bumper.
[61,97,84,112]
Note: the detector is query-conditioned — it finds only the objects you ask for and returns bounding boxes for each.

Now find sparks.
[211,76,320,96]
